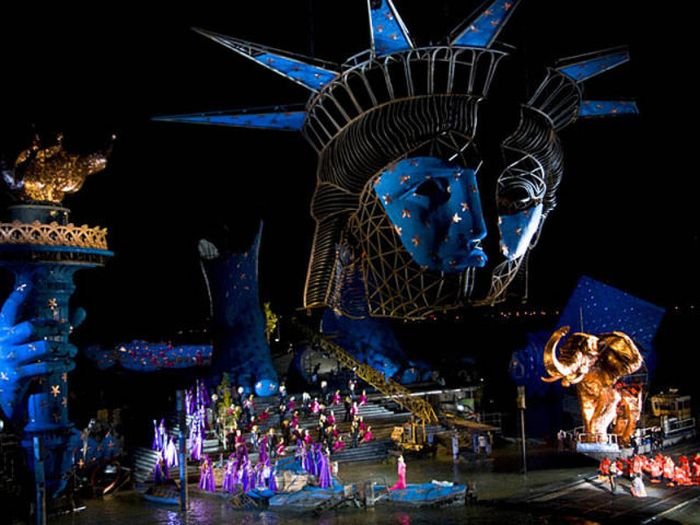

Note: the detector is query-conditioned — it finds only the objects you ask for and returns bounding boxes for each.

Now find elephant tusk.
[541,375,562,383]
[543,326,578,379]
[567,373,586,385]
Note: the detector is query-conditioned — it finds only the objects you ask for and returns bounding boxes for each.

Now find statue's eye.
[497,176,543,214]
[414,178,450,206]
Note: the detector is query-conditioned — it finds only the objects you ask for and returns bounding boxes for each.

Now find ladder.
[295,323,439,430]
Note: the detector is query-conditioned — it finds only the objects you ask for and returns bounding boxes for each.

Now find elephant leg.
[591,389,620,442]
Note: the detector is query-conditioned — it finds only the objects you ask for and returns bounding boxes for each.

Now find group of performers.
[151,419,178,483]
[196,429,336,494]
[193,378,374,462]
[153,376,375,489]
[599,452,700,496]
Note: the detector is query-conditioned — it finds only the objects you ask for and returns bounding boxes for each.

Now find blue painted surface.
[203,227,278,397]
[83,228,277,397]
[557,50,629,82]
[510,276,666,393]
[196,29,338,92]
[322,309,402,379]
[498,204,543,260]
[82,433,121,464]
[451,0,520,48]
[368,0,413,56]
[0,265,92,498]
[558,276,665,362]
[375,157,487,272]
[579,100,639,118]
[154,110,306,131]
[376,482,466,504]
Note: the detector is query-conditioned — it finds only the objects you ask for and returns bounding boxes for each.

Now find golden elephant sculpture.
[542,326,643,446]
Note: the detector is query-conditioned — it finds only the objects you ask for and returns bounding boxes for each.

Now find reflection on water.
[51,455,700,525]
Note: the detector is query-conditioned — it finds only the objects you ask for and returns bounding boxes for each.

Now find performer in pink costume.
[390,455,407,490]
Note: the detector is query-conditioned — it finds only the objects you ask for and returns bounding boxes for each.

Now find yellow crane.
[295,323,438,450]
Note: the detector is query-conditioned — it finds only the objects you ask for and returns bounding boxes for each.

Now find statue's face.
[374,156,488,272]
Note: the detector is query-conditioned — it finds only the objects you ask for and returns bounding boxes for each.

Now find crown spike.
[193,28,339,92]
[579,100,639,119]
[450,0,521,48]
[153,106,307,131]
[367,0,414,56]
[556,49,629,83]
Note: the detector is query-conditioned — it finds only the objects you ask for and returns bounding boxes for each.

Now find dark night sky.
[0,1,696,376]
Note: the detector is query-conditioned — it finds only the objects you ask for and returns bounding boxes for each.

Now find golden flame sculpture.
[4,134,113,204]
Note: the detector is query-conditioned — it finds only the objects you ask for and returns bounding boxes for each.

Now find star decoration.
[62,372,68,383]
[452,213,463,223]
[411,235,421,247]
[51,384,61,398]
[461,202,470,212]
[394,225,403,236]
[383,194,393,205]
[0,372,9,381]
[48,298,58,310]
[61,396,68,407]
[400,175,411,184]
[401,209,411,219]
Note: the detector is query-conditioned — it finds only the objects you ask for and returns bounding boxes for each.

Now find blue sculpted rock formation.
[321,309,430,384]
[199,225,278,397]
[84,225,278,397]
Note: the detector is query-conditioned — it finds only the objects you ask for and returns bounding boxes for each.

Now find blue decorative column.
[0,204,112,499]
[0,135,113,502]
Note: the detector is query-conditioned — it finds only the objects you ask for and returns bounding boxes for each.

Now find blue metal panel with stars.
[193,28,339,92]
[557,50,629,82]
[368,0,414,56]
[579,100,639,118]
[451,0,520,48]
[153,110,306,131]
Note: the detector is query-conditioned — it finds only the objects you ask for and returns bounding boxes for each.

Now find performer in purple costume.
[198,455,216,492]
[164,434,178,468]
[259,435,269,466]
[154,451,169,484]
[318,450,332,489]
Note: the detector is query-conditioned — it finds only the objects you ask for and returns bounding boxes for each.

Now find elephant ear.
[597,331,643,377]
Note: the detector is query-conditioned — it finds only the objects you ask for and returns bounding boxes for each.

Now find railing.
[576,432,619,445]
[295,323,438,426]
[664,417,696,435]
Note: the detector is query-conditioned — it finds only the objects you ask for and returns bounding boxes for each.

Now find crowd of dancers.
[599,452,700,497]
[152,377,374,492]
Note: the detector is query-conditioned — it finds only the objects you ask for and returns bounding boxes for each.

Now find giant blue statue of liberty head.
[158,0,637,320]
